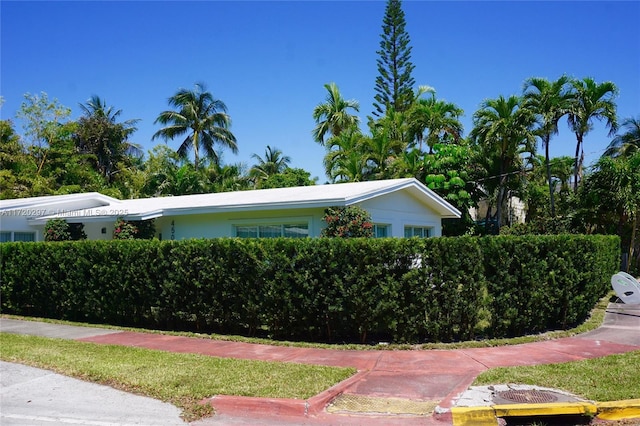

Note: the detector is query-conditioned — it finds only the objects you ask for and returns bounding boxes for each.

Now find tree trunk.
[545,135,556,216]
[629,209,638,273]
[573,132,583,193]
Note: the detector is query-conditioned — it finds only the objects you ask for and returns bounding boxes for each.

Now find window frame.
[232,217,311,239]
[0,231,36,242]
[373,223,390,238]
[404,225,432,238]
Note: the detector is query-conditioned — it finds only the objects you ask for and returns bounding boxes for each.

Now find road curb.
[451,400,640,426]
[595,399,640,421]
[202,369,370,418]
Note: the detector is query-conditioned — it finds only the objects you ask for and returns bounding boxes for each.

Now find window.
[0,231,36,242]
[235,226,258,238]
[373,224,389,238]
[404,226,431,238]
[14,232,35,242]
[234,223,309,239]
[283,224,308,238]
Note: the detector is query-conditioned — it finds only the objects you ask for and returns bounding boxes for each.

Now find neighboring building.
[0,178,461,242]
[469,196,526,228]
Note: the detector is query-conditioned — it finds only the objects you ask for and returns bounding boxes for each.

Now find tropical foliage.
[312,83,360,145]
[152,83,237,170]
[44,219,86,242]
[113,218,156,240]
[0,0,636,270]
[249,145,291,187]
[567,77,618,191]
[75,95,142,184]
[470,95,537,229]
[523,75,572,216]
[604,116,640,158]
[321,206,374,238]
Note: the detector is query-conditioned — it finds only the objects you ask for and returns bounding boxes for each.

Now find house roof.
[0,192,120,222]
[1,178,461,224]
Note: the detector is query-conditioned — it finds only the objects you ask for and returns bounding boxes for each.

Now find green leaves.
[0,235,619,344]
[321,206,374,238]
[152,83,237,170]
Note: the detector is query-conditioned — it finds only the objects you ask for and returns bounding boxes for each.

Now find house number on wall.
[171,220,175,240]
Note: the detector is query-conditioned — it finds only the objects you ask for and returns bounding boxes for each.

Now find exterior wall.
[359,192,444,237]
[154,208,327,240]
[0,216,42,241]
[0,216,118,242]
[81,221,115,241]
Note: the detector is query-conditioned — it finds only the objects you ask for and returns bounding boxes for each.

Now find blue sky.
[2,1,639,183]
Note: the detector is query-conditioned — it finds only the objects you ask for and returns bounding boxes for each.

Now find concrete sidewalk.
[1,303,639,425]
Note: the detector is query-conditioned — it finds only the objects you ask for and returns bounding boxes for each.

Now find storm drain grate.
[496,389,559,404]
[327,394,437,415]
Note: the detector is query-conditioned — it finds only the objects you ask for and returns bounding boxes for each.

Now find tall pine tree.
[372,0,416,117]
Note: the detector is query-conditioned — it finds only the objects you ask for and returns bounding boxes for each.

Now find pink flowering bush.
[113,218,138,240]
[113,218,155,240]
[321,206,374,238]
[44,219,86,241]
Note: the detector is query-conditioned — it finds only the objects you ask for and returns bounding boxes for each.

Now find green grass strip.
[0,333,356,421]
[474,350,640,402]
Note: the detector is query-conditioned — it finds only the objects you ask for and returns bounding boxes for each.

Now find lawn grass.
[473,350,640,402]
[0,333,356,421]
[0,293,632,421]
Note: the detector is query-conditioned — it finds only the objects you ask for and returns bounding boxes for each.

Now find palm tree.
[364,127,406,179]
[567,77,618,191]
[408,94,464,154]
[328,150,369,183]
[152,83,237,170]
[312,83,360,145]
[75,95,141,183]
[249,145,291,186]
[604,116,640,159]
[208,162,250,193]
[523,75,572,216]
[323,127,368,182]
[391,148,424,179]
[470,95,537,229]
[80,95,127,124]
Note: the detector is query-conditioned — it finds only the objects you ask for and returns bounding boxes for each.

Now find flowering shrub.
[44,219,86,241]
[44,219,71,241]
[321,206,374,238]
[113,218,155,240]
[113,218,139,240]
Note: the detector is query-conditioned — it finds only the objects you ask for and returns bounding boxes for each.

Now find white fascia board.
[344,179,461,218]
[1,193,122,220]
[131,210,164,221]
[28,214,115,225]
[408,185,461,218]
[156,199,347,217]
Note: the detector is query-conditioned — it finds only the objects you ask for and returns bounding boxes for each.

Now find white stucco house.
[0,178,461,242]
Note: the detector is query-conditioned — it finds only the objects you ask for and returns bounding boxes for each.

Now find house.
[469,196,526,228]
[0,178,461,242]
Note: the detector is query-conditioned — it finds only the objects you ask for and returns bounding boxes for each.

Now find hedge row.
[0,235,619,343]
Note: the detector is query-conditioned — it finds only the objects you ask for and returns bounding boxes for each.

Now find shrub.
[321,206,373,238]
[44,219,86,241]
[113,218,155,240]
[0,235,619,344]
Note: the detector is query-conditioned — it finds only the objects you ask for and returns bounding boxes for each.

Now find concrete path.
[0,361,185,426]
[1,303,639,425]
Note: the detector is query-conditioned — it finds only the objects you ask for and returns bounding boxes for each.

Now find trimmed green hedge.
[0,235,619,343]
